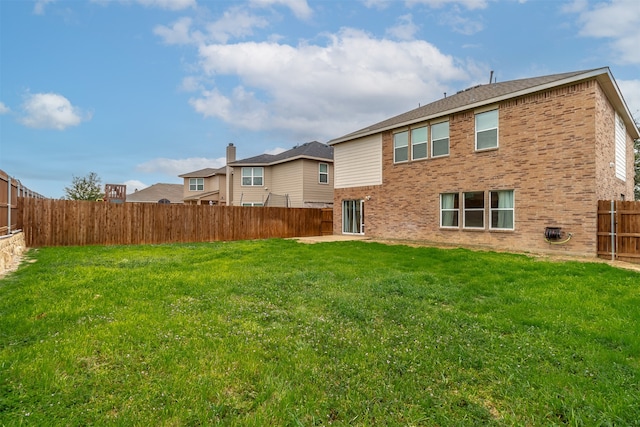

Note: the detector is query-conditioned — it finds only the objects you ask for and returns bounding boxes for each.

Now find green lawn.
[1,239,639,426]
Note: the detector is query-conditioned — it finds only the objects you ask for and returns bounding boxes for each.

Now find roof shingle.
[330,68,613,144]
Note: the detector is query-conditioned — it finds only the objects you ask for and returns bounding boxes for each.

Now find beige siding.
[271,161,303,207]
[232,166,271,205]
[182,175,224,201]
[301,159,334,207]
[334,134,382,189]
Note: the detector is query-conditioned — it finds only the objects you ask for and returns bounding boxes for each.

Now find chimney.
[226,142,236,164]
[225,143,236,206]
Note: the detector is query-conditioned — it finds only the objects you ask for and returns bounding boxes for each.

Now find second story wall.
[594,82,636,201]
[182,174,226,203]
[271,160,303,207]
[301,159,333,207]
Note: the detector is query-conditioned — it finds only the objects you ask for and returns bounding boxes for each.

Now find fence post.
[610,200,615,261]
[6,176,11,235]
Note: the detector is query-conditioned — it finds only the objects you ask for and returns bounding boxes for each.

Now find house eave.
[230,155,333,167]
[329,67,639,145]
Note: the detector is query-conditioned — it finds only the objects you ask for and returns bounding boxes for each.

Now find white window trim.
[463,191,485,229]
[431,121,450,158]
[319,163,329,184]
[475,109,499,151]
[489,190,515,231]
[189,178,204,192]
[440,193,459,228]
[411,126,428,161]
[241,167,264,187]
[393,130,409,163]
[342,199,365,235]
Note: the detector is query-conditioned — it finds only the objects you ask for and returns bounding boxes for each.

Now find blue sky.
[1,0,639,198]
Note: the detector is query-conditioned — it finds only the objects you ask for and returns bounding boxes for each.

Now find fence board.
[597,200,640,264]
[17,198,331,247]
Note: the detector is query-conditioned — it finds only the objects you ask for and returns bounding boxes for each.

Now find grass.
[0,239,639,426]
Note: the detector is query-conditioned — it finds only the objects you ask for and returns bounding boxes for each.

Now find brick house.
[329,67,639,256]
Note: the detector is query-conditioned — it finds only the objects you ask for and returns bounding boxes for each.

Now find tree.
[64,172,104,201]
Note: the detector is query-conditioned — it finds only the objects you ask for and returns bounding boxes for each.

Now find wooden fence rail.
[597,200,640,264]
[1,169,46,236]
[18,198,333,247]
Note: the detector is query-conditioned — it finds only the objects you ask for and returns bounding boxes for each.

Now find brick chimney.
[225,143,236,206]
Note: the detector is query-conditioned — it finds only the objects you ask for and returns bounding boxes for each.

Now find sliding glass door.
[342,199,364,235]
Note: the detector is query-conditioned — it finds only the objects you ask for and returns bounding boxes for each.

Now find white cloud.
[440,10,484,35]
[406,0,489,10]
[154,17,198,45]
[361,0,393,9]
[34,0,56,15]
[205,7,270,43]
[0,102,10,114]
[618,79,640,121]
[137,157,226,176]
[90,0,195,10]
[386,14,419,40]
[154,8,269,45]
[567,0,640,65]
[19,93,90,130]
[249,0,313,20]
[264,147,288,155]
[123,180,149,194]
[189,28,474,140]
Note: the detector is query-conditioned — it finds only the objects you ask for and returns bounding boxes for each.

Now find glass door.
[342,199,364,234]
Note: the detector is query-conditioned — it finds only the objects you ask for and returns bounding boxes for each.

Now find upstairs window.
[464,191,485,229]
[319,163,329,184]
[189,178,204,191]
[431,121,450,157]
[490,190,514,230]
[411,126,428,160]
[476,109,498,150]
[242,167,263,186]
[394,131,409,163]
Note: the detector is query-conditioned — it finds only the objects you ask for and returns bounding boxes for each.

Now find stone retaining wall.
[0,232,25,276]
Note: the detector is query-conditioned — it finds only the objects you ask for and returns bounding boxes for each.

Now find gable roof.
[229,141,333,166]
[178,167,226,178]
[126,183,184,204]
[330,67,639,144]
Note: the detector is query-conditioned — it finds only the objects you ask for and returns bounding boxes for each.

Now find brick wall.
[334,79,629,257]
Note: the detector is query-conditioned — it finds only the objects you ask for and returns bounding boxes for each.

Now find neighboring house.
[179,167,227,205]
[125,183,184,204]
[329,67,639,257]
[227,141,334,208]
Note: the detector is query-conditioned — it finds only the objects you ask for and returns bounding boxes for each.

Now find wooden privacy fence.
[597,200,640,264]
[18,198,334,247]
[1,169,46,236]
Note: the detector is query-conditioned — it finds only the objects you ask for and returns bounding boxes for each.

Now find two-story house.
[329,67,638,257]
[227,141,334,208]
[179,141,334,208]
[179,167,227,205]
